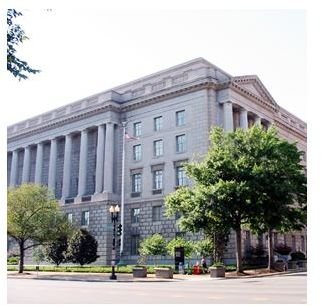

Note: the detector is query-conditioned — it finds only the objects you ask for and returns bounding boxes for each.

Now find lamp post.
[109,204,120,280]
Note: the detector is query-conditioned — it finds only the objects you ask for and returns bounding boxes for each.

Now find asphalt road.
[8,272,307,304]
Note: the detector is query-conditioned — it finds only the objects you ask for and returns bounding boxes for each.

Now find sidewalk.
[7,269,304,283]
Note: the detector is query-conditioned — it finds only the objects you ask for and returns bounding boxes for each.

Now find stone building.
[7,58,307,264]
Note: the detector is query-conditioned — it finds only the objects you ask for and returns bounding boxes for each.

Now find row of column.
[222,101,267,132]
[9,122,116,199]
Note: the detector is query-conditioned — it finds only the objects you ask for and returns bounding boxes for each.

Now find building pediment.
[232,75,277,107]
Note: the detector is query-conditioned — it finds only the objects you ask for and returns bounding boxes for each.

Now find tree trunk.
[235,227,243,273]
[18,241,25,274]
[267,228,274,270]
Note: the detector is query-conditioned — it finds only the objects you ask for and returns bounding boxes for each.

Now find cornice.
[8,104,121,142]
[274,118,307,142]
[229,81,276,112]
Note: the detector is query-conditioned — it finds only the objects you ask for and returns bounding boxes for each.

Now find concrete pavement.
[7,268,304,283]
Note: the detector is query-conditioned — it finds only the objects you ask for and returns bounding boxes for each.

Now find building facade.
[7,58,307,264]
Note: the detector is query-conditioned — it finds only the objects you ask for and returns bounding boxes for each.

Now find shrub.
[139,234,167,265]
[166,237,194,258]
[45,235,68,266]
[211,261,225,267]
[7,255,19,265]
[290,251,306,261]
[274,243,292,255]
[66,229,99,266]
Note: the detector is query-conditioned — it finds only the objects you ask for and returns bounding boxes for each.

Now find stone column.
[95,124,105,194]
[255,116,262,126]
[223,102,233,132]
[21,146,31,183]
[77,129,88,197]
[240,109,249,129]
[62,134,72,199]
[103,122,114,193]
[48,138,57,192]
[35,142,43,184]
[9,150,18,186]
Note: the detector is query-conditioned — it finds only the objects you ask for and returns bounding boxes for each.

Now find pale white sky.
[5,8,307,126]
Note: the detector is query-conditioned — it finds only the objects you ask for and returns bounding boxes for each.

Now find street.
[8,272,306,304]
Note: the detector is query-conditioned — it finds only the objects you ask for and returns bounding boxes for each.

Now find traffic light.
[118,239,121,247]
[117,224,122,236]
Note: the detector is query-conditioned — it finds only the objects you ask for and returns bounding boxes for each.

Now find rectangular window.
[245,230,251,250]
[81,211,89,226]
[273,232,278,247]
[292,235,296,250]
[131,208,140,224]
[66,213,73,224]
[176,110,185,126]
[152,205,162,221]
[154,116,163,131]
[131,235,140,255]
[301,236,305,252]
[153,170,163,190]
[153,140,163,157]
[176,166,187,187]
[176,134,186,153]
[133,122,142,137]
[133,144,142,161]
[132,173,142,193]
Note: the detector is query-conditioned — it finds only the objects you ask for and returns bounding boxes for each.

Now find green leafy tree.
[194,238,214,259]
[44,234,69,266]
[138,234,167,266]
[7,9,40,80]
[7,184,70,273]
[32,246,46,265]
[166,126,306,273]
[245,127,307,270]
[67,229,99,266]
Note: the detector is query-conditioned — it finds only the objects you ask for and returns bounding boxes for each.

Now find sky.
[5,8,307,126]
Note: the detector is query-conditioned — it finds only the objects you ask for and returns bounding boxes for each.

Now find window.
[131,235,140,255]
[245,230,251,250]
[131,208,140,224]
[153,140,163,157]
[66,213,73,224]
[133,122,142,137]
[133,144,142,161]
[81,211,89,227]
[292,235,296,250]
[176,110,185,126]
[176,134,186,153]
[176,166,187,187]
[132,173,142,193]
[273,232,278,247]
[301,236,305,252]
[154,116,163,131]
[153,170,163,190]
[152,205,162,221]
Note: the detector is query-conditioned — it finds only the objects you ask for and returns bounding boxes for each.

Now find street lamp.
[109,204,120,280]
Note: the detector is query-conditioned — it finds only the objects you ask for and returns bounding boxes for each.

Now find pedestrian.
[201,256,208,273]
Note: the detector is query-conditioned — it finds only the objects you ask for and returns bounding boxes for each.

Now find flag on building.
[125,132,139,140]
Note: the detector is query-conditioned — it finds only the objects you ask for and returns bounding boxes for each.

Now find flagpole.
[120,121,127,256]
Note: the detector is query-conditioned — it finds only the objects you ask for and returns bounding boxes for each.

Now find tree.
[7,9,40,80]
[138,234,167,266]
[66,229,99,266]
[166,237,195,260]
[165,186,230,263]
[7,184,70,273]
[244,127,307,270]
[166,126,306,273]
[44,234,69,266]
